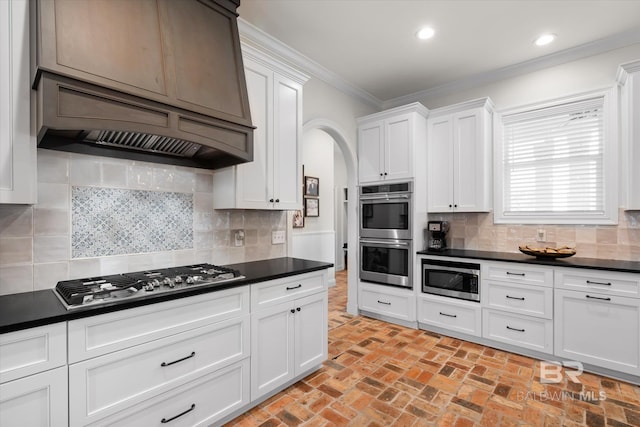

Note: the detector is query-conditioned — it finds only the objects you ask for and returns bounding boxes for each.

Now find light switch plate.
[233,229,245,247]
[272,230,286,245]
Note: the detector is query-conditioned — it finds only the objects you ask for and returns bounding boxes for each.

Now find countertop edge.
[416,249,640,273]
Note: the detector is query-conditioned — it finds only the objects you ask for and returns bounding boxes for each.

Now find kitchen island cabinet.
[0,0,36,204]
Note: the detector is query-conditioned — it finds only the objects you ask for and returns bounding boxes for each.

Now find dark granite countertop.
[0,257,333,335]
[416,249,640,273]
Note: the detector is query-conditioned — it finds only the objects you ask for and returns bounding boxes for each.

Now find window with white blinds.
[495,91,618,224]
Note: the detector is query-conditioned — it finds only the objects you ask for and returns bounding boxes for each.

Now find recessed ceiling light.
[417,27,435,40]
[535,33,556,46]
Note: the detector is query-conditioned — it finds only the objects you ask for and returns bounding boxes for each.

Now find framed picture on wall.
[304,198,319,217]
[304,176,319,197]
[293,210,304,228]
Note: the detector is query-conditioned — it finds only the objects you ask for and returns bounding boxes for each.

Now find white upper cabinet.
[617,60,640,210]
[213,44,308,210]
[357,103,428,184]
[427,98,493,213]
[0,0,36,204]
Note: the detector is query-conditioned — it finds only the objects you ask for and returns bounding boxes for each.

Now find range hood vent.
[32,0,253,170]
[88,131,201,158]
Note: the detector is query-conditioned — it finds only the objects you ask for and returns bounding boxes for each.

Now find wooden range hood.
[31,0,254,169]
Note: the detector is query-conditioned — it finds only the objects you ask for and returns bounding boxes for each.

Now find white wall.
[334,147,348,271]
[292,129,336,282]
[417,43,640,110]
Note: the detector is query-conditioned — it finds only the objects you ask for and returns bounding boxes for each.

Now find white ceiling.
[238,0,640,104]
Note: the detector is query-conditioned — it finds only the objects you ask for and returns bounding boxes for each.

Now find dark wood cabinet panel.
[34,0,252,126]
[165,0,249,121]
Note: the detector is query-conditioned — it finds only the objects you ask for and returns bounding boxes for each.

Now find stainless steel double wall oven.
[359,182,413,289]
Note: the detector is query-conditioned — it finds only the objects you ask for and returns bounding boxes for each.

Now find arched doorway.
[300,119,358,315]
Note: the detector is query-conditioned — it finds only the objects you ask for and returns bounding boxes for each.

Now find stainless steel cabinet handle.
[161,351,195,367]
[586,280,612,286]
[439,312,457,318]
[161,404,195,423]
[586,295,611,301]
[506,326,525,332]
[377,300,391,305]
[506,295,525,301]
[286,284,302,290]
[506,272,525,276]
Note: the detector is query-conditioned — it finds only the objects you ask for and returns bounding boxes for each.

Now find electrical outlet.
[233,229,245,247]
[536,228,546,242]
[272,230,286,245]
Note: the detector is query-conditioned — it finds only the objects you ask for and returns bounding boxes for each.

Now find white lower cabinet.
[359,282,416,323]
[86,359,250,427]
[483,309,553,353]
[251,291,327,400]
[0,366,68,427]
[69,315,250,426]
[417,294,481,337]
[554,288,640,376]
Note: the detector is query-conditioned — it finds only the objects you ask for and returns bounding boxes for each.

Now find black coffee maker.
[426,221,449,251]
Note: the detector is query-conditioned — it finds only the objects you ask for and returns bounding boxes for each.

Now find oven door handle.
[360,239,410,247]
[359,194,410,201]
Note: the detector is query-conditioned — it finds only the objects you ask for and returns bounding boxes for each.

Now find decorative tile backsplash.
[71,187,193,258]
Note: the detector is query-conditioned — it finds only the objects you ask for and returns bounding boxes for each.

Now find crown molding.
[383,28,640,109]
[239,18,640,113]
[238,18,383,109]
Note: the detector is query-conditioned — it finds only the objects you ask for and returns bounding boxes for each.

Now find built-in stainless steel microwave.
[359,182,412,240]
[422,258,480,302]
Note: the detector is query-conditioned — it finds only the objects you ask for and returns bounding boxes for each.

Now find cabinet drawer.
[554,289,640,375]
[69,315,250,426]
[484,262,553,287]
[68,286,249,363]
[251,272,325,310]
[0,322,67,384]
[417,295,481,336]
[484,281,553,319]
[0,366,68,427]
[359,283,415,322]
[482,309,553,354]
[87,359,250,427]
[555,268,640,298]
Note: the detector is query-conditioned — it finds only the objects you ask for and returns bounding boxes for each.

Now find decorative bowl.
[518,245,576,259]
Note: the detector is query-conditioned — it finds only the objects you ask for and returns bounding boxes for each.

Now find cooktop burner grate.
[54,263,244,310]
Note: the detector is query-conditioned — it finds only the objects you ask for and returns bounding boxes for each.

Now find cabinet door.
[0,366,68,427]
[272,74,303,209]
[0,0,36,204]
[384,114,413,181]
[234,59,272,209]
[427,116,454,212]
[454,109,490,212]
[294,292,328,375]
[251,302,295,400]
[554,289,640,375]
[358,121,384,183]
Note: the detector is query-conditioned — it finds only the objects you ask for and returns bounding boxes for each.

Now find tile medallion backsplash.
[71,187,194,258]
[0,149,287,295]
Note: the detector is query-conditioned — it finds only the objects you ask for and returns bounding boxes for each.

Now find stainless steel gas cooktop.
[54,263,244,310]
